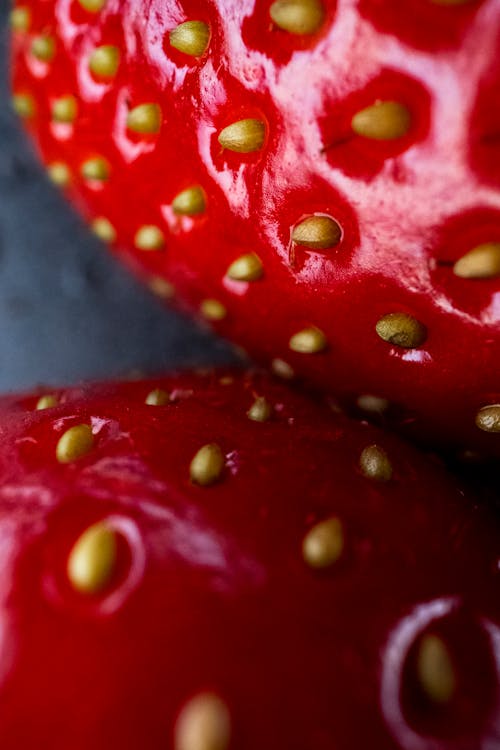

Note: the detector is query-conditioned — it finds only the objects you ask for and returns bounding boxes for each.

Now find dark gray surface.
[0,5,237,393]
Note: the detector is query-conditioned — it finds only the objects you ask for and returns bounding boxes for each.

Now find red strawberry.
[0,368,497,748]
[10,0,500,457]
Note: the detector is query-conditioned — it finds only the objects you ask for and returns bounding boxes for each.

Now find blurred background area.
[0,4,237,392]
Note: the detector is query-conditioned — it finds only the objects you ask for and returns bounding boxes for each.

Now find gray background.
[0,4,236,393]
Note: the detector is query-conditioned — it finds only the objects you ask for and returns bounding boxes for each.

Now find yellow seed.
[359,444,393,482]
[172,186,206,216]
[352,101,411,141]
[56,423,94,463]
[356,394,389,415]
[67,521,117,594]
[190,444,225,486]
[200,299,226,321]
[78,0,107,11]
[169,20,210,57]
[10,7,31,32]
[126,103,162,135]
[134,225,165,251]
[145,388,170,406]
[416,634,456,704]
[31,35,56,62]
[12,93,35,119]
[226,253,263,282]
[292,215,341,250]
[47,162,71,187]
[89,45,120,79]
[247,396,272,422]
[52,95,78,124]
[270,0,325,35]
[218,119,266,154]
[36,394,58,410]
[91,217,116,243]
[453,242,500,280]
[289,326,327,353]
[149,276,175,299]
[475,404,500,433]
[80,157,110,182]
[271,358,294,379]
[303,517,344,569]
[175,693,231,750]
[376,313,427,349]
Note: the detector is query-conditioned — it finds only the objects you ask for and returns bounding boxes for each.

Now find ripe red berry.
[0,369,497,748]
[10,0,500,457]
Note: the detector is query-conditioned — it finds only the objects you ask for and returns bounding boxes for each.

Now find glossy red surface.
[10,0,500,456]
[0,369,497,748]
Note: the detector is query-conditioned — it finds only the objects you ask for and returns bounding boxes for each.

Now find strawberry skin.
[0,369,497,748]
[10,0,500,457]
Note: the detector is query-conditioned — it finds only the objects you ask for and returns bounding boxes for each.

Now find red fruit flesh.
[10,0,500,458]
[0,369,497,748]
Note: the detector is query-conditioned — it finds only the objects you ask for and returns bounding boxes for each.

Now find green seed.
[89,45,120,79]
[292,215,341,250]
[376,313,427,349]
[169,21,210,57]
[67,522,117,594]
[270,0,325,35]
[218,119,266,153]
[172,186,206,216]
[126,103,162,135]
[190,444,225,486]
[352,101,411,140]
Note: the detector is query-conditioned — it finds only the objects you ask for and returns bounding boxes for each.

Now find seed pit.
[319,70,430,179]
[400,612,499,740]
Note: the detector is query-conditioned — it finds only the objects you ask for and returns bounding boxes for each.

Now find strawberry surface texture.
[10,0,500,458]
[0,369,497,748]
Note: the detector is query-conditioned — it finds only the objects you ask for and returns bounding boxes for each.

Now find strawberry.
[10,0,500,457]
[0,368,497,749]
